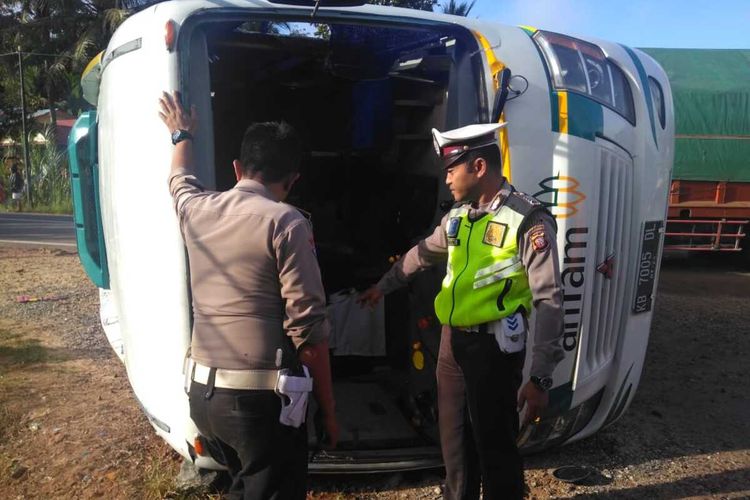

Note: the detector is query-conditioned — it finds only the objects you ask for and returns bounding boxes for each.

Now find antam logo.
[561,227,588,352]
[533,174,586,219]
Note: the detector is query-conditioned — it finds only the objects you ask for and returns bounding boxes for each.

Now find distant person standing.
[9,164,24,212]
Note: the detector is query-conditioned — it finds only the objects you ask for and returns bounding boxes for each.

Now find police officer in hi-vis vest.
[358,122,564,500]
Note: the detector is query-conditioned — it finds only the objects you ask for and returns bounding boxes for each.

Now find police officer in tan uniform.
[359,123,564,500]
[159,91,338,500]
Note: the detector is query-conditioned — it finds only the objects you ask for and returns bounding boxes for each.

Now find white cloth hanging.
[327,288,386,357]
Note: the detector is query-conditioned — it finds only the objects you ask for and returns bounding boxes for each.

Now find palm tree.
[442,0,476,16]
[2,1,128,68]
[0,0,129,197]
[0,0,129,122]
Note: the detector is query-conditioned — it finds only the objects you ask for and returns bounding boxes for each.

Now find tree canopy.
[0,1,128,137]
[441,0,476,16]
[0,0,468,139]
[367,0,437,10]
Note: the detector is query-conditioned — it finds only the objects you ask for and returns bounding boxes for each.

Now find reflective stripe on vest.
[434,203,532,327]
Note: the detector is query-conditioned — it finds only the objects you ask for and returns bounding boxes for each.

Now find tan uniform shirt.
[376,181,564,378]
[169,171,330,370]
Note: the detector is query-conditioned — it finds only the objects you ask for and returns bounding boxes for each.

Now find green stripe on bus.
[566,92,604,141]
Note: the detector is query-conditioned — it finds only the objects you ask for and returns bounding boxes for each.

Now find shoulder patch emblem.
[483,221,508,248]
[447,217,461,238]
[530,224,549,252]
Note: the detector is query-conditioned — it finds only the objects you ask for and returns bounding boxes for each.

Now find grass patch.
[141,454,178,500]
[0,328,34,441]
[0,339,48,366]
[0,330,23,342]
[0,452,15,476]
[0,204,72,214]
[27,203,73,214]
[0,406,18,441]
[141,454,218,500]
[0,328,71,370]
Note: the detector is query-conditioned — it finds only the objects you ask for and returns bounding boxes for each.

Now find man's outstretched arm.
[358,214,450,307]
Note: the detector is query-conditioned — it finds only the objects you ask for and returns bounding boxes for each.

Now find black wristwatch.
[530,375,553,392]
[171,129,193,145]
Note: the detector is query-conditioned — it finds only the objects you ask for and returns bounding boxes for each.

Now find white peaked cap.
[432,122,507,168]
[432,122,507,149]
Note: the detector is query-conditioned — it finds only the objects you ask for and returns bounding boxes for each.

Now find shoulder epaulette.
[502,191,543,216]
[504,191,558,234]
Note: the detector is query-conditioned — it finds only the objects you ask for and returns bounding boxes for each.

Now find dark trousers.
[437,327,525,500]
[188,381,308,500]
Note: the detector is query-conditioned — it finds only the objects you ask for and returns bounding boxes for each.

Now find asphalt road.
[0,212,76,249]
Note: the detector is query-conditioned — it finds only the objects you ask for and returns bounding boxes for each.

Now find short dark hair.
[467,144,502,172]
[239,122,304,182]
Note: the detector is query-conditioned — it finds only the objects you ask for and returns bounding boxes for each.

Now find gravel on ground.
[0,247,748,499]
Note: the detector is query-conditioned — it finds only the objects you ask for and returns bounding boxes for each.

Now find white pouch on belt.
[276,366,314,428]
[494,312,526,354]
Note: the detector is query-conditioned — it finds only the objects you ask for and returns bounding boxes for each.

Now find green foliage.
[0,1,129,133]
[0,1,127,213]
[0,57,45,139]
[28,125,72,213]
[367,0,437,11]
[0,62,23,138]
[441,0,476,16]
[1,125,72,213]
[0,0,445,214]
[0,1,129,71]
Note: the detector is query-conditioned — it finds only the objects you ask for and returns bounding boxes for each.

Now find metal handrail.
[667,232,746,238]
[667,219,749,224]
[665,218,748,252]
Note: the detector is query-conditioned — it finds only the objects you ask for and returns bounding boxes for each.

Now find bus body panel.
[98,5,197,458]
[84,0,673,469]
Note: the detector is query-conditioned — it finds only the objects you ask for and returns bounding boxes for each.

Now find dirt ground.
[0,246,748,499]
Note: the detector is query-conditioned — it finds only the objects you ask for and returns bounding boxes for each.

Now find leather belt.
[190,360,279,391]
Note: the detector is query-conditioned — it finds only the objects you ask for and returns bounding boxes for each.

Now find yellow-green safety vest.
[434,193,544,327]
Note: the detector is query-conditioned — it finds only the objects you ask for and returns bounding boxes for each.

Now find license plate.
[633,220,663,314]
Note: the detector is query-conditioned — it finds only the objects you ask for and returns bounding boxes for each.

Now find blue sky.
[469,0,749,49]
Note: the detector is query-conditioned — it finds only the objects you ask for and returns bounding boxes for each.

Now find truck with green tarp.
[642,48,750,253]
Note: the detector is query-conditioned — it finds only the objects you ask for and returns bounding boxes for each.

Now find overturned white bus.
[68,0,674,472]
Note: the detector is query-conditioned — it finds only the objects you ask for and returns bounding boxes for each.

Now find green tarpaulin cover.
[641,48,750,182]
